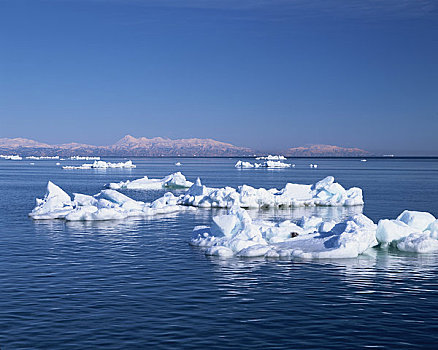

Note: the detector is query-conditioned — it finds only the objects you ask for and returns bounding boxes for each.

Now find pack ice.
[376,210,438,253]
[63,160,136,169]
[29,181,187,221]
[179,176,364,208]
[190,206,378,259]
[108,172,193,190]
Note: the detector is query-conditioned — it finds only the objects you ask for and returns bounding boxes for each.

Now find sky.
[0,0,437,154]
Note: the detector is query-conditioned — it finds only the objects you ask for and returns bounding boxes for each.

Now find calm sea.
[0,157,437,349]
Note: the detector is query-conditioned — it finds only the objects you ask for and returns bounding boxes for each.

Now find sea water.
[0,157,437,349]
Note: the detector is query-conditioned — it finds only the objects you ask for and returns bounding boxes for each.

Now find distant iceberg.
[235,160,256,168]
[107,172,193,190]
[235,160,291,168]
[190,206,377,259]
[376,210,438,253]
[63,160,136,169]
[26,156,60,160]
[0,154,22,160]
[255,155,287,160]
[179,176,363,208]
[29,181,188,221]
[70,156,100,160]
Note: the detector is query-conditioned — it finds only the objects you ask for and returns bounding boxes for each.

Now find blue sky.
[0,0,437,154]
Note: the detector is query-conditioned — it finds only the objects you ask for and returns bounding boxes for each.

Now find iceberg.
[190,207,378,259]
[29,181,189,221]
[179,176,364,209]
[63,160,136,169]
[376,210,438,253]
[107,172,193,190]
[175,162,182,166]
[255,155,287,160]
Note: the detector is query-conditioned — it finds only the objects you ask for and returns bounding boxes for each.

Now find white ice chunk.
[29,182,188,221]
[376,211,438,252]
[108,172,193,190]
[63,160,135,169]
[235,160,254,168]
[29,181,73,219]
[179,176,363,209]
[396,210,436,231]
[255,155,286,160]
[0,154,22,160]
[190,207,378,259]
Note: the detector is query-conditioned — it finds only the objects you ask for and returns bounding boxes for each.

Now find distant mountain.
[110,135,253,156]
[0,135,253,156]
[284,144,371,157]
[0,137,52,149]
[0,136,372,157]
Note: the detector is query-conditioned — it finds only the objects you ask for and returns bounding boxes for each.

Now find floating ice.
[255,155,287,160]
[309,164,318,168]
[361,159,367,162]
[190,207,378,259]
[0,154,22,160]
[108,172,193,190]
[235,160,255,168]
[175,162,182,166]
[235,160,290,168]
[63,160,136,169]
[70,156,100,160]
[29,181,188,221]
[376,210,438,253]
[179,176,364,208]
[26,156,60,160]
[263,160,291,168]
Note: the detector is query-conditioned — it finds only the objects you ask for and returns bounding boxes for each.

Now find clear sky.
[0,0,437,154]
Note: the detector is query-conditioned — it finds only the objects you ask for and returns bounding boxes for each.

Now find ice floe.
[29,181,189,221]
[235,160,257,168]
[263,160,291,168]
[107,172,193,190]
[0,154,22,160]
[179,176,363,208]
[376,210,438,253]
[70,156,101,160]
[63,160,136,169]
[26,156,60,160]
[255,155,287,160]
[175,162,182,166]
[190,206,378,259]
[235,160,291,168]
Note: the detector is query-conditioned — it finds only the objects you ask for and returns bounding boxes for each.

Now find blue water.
[1,157,438,349]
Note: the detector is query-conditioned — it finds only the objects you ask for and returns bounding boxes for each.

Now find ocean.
[0,157,437,349]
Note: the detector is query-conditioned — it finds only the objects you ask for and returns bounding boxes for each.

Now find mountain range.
[0,135,371,157]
